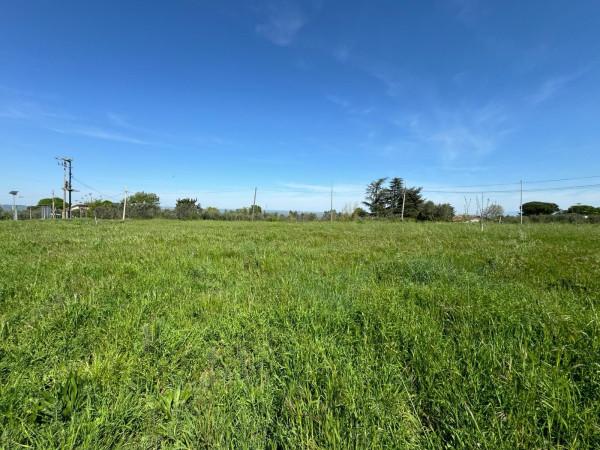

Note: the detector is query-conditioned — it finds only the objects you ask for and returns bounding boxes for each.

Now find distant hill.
[1,204,27,211]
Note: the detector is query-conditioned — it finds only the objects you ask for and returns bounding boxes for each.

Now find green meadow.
[0,220,598,449]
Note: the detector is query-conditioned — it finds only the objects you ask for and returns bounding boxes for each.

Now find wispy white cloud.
[280,182,364,194]
[256,1,306,46]
[390,101,511,161]
[106,112,132,128]
[0,106,30,119]
[325,94,374,115]
[530,71,585,105]
[333,44,352,63]
[48,126,151,145]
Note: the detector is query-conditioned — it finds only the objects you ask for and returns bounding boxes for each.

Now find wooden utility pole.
[401,187,406,222]
[62,165,67,219]
[520,179,523,225]
[56,157,73,219]
[330,186,334,222]
[122,188,128,221]
[251,187,257,221]
[51,190,56,220]
[480,192,484,231]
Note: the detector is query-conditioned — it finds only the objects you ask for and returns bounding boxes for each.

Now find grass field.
[0,220,599,448]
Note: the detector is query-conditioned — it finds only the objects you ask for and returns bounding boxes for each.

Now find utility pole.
[9,191,18,221]
[56,157,73,219]
[29,207,32,220]
[251,187,257,221]
[61,162,66,219]
[401,187,406,222]
[330,185,334,222]
[122,188,128,221]
[480,192,484,231]
[520,179,523,225]
[51,190,56,220]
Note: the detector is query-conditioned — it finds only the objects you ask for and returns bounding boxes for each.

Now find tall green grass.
[0,220,598,448]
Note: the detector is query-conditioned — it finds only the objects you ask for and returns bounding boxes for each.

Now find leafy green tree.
[0,207,11,220]
[417,201,436,221]
[352,207,367,219]
[202,207,221,220]
[418,201,455,221]
[434,203,455,221]
[127,192,160,218]
[363,178,388,217]
[403,187,424,218]
[175,198,201,219]
[522,201,559,216]
[37,197,64,209]
[128,192,159,206]
[567,204,599,215]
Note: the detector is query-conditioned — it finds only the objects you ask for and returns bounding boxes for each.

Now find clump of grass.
[0,220,598,448]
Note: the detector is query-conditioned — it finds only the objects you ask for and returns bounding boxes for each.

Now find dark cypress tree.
[403,186,424,218]
[386,177,405,216]
[363,178,388,217]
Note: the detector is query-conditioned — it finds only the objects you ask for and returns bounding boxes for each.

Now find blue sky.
[1,0,600,212]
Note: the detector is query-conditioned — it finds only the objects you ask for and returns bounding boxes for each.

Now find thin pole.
[12,194,17,221]
[520,179,523,225]
[122,188,128,221]
[401,187,406,222]
[480,192,484,231]
[51,190,55,220]
[67,159,72,219]
[251,187,257,221]
[62,163,67,219]
[330,185,333,222]
[29,207,32,220]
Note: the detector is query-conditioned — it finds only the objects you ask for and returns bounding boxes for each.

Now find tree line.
[361,177,454,221]
[3,182,600,222]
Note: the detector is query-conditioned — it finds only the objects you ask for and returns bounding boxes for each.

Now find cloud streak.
[530,70,586,105]
[256,1,307,46]
[48,126,151,145]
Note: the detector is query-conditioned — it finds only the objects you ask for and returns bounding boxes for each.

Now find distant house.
[453,215,479,223]
[71,204,89,217]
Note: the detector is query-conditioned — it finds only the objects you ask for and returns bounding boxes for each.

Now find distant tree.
[567,204,599,215]
[403,187,424,218]
[37,197,64,209]
[202,206,221,220]
[434,203,455,221]
[89,200,120,219]
[522,201,559,216]
[363,178,388,217]
[175,198,201,219]
[352,207,368,219]
[127,192,160,218]
[128,192,160,206]
[483,203,504,220]
[0,207,11,220]
[322,210,339,221]
[417,201,436,221]
[417,201,455,221]
[386,177,405,216]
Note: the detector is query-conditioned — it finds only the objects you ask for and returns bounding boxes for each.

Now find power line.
[417,175,600,189]
[423,183,600,195]
[71,176,121,201]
